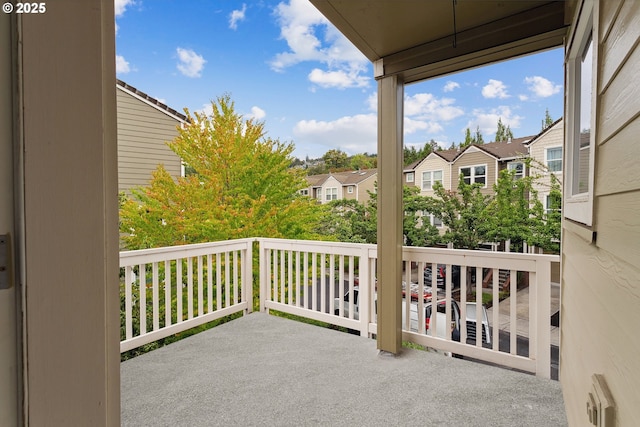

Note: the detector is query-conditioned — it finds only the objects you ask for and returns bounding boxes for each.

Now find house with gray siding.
[116,80,186,193]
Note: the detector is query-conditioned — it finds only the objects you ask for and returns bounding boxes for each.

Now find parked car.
[334,287,491,345]
[424,264,478,288]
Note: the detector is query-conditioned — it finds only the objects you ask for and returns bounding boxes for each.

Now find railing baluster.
[138,264,145,336]
[216,253,222,310]
[187,257,194,320]
[177,259,183,323]
[225,252,231,308]
[207,254,213,313]
[287,250,293,306]
[311,252,317,311]
[233,250,239,306]
[164,260,171,328]
[510,269,517,355]
[279,250,285,305]
[303,252,308,310]
[295,251,301,307]
[320,253,326,314]
[273,250,278,303]
[197,255,204,316]
[152,262,159,330]
[475,266,482,347]
[492,267,499,351]
[125,266,133,340]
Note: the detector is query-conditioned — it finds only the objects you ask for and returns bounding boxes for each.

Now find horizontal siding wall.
[529,122,563,209]
[414,156,450,193]
[117,89,182,193]
[451,150,496,196]
[561,0,640,425]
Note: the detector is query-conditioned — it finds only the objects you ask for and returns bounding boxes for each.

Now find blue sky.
[115,0,564,159]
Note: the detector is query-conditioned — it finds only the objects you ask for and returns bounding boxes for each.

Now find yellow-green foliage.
[120,95,324,249]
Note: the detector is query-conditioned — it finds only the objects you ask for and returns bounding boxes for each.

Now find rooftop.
[121,312,567,426]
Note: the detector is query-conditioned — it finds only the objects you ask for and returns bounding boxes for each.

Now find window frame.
[507,161,525,180]
[421,169,443,191]
[406,172,414,183]
[545,146,563,174]
[564,0,596,226]
[325,187,338,201]
[347,186,354,194]
[459,164,487,187]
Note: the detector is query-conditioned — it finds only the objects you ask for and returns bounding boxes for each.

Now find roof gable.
[117,79,187,123]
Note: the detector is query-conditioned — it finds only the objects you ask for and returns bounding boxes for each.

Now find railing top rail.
[257,237,376,252]
[120,238,254,266]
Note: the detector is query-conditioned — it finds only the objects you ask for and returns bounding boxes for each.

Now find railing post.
[258,239,267,313]
[244,239,253,314]
[534,257,551,378]
[358,245,371,337]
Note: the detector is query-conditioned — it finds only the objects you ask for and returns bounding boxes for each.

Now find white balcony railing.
[258,238,559,378]
[119,239,253,352]
[120,238,559,378]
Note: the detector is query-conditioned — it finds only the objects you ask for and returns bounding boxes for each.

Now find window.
[546,193,561,215]
[406,172,414,183]
[432,215,442,228]
[325,187,338,201]
[316,188,322,200]
[347,186,354,194]
[460,165,486,186]
[421,170,443,190]
[546,147,563,173]
[507,162,524,180]
[299,189,309,196]
[564,0,595,225]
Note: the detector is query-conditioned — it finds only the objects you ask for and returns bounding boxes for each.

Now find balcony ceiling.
[310,0,570,83]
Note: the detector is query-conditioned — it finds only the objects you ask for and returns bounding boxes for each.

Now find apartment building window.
[507,162,524,180]
[347,186,354,194]
[406,172,414,183]
[564,0,595,225]
[299,189,309,196]
[546,147,563,172]
[460,165,486,186]
[422,170,443,190]
[432,215,443,228]
[316,188,322,200]
[326,187,338,201]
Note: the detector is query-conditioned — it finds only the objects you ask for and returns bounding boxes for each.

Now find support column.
[376,73,404,354]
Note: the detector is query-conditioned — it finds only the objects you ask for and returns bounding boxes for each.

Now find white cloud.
[116,55,131,74]
[294,114,377,154]
[443,81,460,92]
[404,93,464,122]
[524,76,561,98]
[176,48,206,78]
[466,106,522,140]
[270,0,369,89]
[482,79,509,99]
[247,106,266,120]
[518,94,529,101]
[308,67,368,89]
[229,4,247,30]
[114,0,135,17]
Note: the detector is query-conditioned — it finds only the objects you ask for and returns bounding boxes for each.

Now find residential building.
[116,79,186,193]
[305,169,377,204]
[2,1,638,426]
[525,118,564,212]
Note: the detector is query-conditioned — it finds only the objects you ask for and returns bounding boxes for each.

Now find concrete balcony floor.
[121,313,567,426]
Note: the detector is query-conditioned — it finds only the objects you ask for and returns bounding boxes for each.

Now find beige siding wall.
[319,176,342,203]
[451,149,496,195]
[356,175,377,204]
[561,1,640,425]
[414,155,451,194]
[343,184,356,200]
[116,88,182,192]
[529,120,563,208]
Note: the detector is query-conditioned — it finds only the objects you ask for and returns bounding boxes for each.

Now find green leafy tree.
[316,199,376,243]
[120,95,324,249]
[403,185,443,247]
[474,126,485,144]
[461,128,474,148]
[422,180,492,249]
[323,149,349,171]
[349,153,375,170]
[482,168,543,251]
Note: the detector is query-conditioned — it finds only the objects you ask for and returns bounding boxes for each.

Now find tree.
[495,118,514,142]
[542,108,554,130]
[350,153,375,170]
[461,128,473,148]
[474,126,484,144]
[403,140,438,166]
[422,180,492,249]
[120,95,324,249]
[323,149,349,171]
[482,168,543,251]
